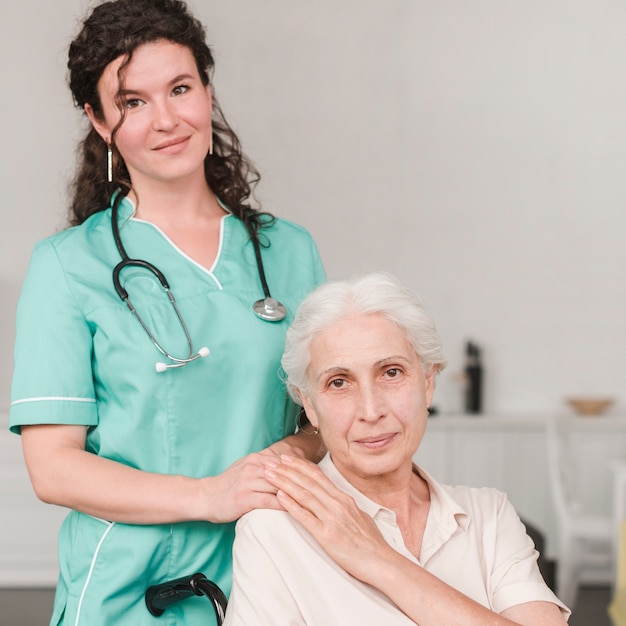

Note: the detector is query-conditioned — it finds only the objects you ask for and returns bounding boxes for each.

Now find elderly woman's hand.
[264,454,393,585]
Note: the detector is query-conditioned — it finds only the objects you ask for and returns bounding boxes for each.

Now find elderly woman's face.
[300,313,435,484]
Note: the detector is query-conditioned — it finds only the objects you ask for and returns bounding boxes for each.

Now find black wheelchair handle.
[145,572,228,624]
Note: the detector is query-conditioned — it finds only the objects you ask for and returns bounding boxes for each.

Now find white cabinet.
[2,413,625,587]
[415,414,626,583]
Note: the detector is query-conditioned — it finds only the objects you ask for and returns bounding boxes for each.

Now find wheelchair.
[145,572,228,624]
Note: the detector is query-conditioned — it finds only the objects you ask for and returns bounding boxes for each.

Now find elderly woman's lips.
[356,433,397,449]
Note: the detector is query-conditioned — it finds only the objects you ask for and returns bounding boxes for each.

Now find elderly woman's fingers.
[264,455,349,523]
[273,485,325,534]
[264,455,340,507]
[265,455,376,534]
[264,456,391,579]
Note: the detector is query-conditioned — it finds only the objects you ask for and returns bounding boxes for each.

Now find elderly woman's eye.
[385,368,401,378]
[329,379,345,389]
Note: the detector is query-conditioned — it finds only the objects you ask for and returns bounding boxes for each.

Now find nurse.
[9,0,325,624]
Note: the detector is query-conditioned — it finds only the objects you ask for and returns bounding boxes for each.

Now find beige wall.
[1,0,625,414]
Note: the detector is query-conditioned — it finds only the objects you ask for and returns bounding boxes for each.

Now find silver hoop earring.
[107,142,113,183]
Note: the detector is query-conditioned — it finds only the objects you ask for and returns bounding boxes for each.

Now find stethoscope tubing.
[110,193,286,371]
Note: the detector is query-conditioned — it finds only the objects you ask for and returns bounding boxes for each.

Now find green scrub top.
[10,197,325,625]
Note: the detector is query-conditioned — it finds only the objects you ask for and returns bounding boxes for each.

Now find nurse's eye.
[124,98,144,109]
[172,84,190,96]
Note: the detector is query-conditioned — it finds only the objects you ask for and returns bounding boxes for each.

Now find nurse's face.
[86,39,213,190]
[300,313,436,487]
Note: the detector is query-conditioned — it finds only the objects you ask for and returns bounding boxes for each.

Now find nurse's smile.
[153,135,192,153]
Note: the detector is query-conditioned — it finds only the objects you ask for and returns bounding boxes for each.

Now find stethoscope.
[110,194,287,373]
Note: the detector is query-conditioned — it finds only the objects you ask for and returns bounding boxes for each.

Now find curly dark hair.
[67,0,271,234]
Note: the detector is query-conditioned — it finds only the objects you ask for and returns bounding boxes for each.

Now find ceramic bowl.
[566,397,614,416]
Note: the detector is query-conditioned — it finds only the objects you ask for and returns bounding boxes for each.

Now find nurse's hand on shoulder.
[202,451,286,524]
[265,430,326,464]
[264,438,309,460]
[202,431,325,524]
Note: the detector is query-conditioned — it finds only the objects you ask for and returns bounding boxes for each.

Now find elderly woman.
[224,272,570,625]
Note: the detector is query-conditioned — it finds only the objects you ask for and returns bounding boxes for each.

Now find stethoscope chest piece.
[253,297,287,322]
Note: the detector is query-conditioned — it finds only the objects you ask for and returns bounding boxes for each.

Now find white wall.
[1,1,625,415]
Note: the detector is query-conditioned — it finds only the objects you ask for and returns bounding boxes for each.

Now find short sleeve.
[491,493,570,618]
[10,239,98,433]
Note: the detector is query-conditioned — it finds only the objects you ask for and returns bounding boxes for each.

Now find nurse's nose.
[152,100,178,131]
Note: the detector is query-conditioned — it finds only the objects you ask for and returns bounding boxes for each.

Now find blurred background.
[1,1,625,622]
[1,0,625,416]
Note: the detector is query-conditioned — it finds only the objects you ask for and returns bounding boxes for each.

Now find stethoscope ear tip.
[155,347,210,373]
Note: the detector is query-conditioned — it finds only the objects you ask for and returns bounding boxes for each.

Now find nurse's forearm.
[269,430,326,463]
[21,424,284,524]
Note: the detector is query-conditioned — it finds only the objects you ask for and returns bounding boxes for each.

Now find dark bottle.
[464,341,483,414]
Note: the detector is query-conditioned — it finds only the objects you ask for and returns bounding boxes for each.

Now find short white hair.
[281,272,447,403]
